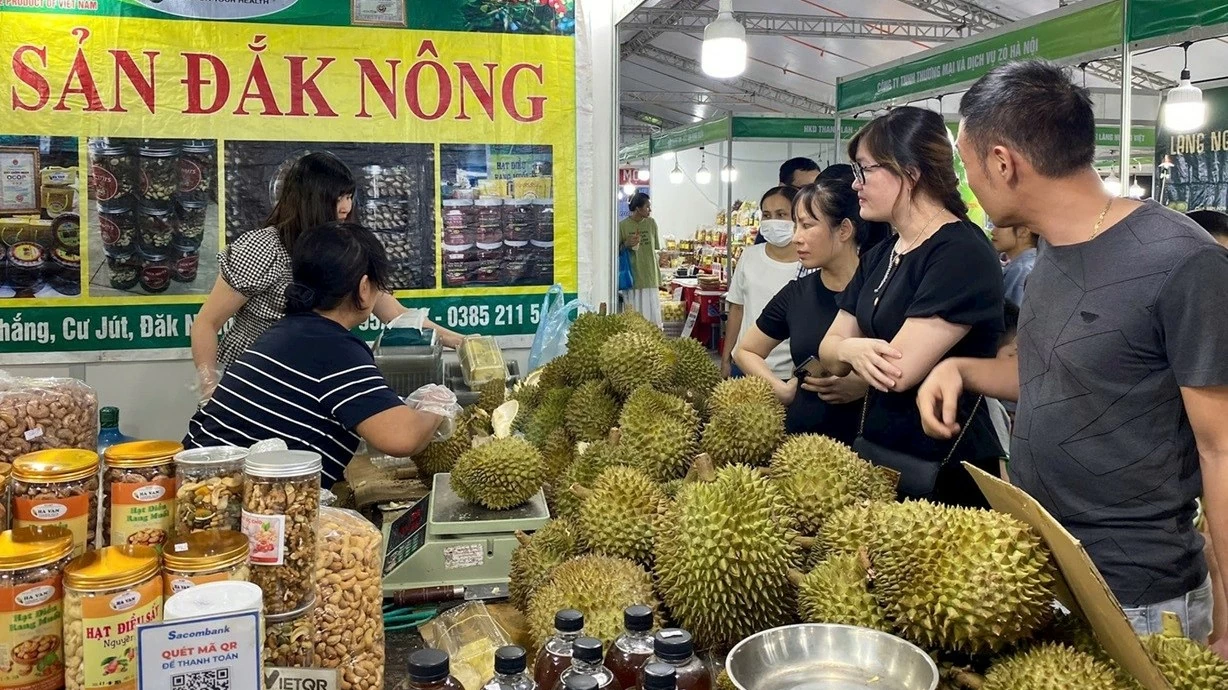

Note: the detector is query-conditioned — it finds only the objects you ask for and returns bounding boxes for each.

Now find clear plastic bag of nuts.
[313,508,384,690]
[0,372,98,462]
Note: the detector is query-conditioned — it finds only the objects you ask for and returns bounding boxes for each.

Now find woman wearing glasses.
[818,107,1005,507]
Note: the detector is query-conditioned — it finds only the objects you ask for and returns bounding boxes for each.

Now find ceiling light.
[701,0,747,79]
[696,148,711,184]
[636,167,650,182]
[720,164,738,183]
[622,182,637,196]
[1165,43,1206,133]
[669,163,684,184]
[1129,178,1146,199]
[1102,173,1121,196]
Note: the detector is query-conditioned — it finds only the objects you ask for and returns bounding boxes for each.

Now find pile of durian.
[411,311,1228,690]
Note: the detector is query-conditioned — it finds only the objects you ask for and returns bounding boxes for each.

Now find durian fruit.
[707,377,777,418]
[539,353,579,389]
[527,555,659,646]
[567,312,628,381]
[526,387,572,448]
[564,381,621,443]
[701,403,785,467]
[540,428,577,503]
[983,643,1125,690]
[621,386,701,431]
[617,310,665,338]
[552,430,629,520]
[509,520,579,611]
[411,410,474,480]
[475,378,507,413]
[818,502,888,559]
[574,466,668,566]
[619,390,699,483]
[867,465,901,502]
[792,552,890,632]
[869,501,1056,654]
[653,464,802,649]
[451,437,544,510]
[666,337,721,408]
[1142,630,1228,690]
[600,332,673,396]
[715,670,736,690]
[769,435,884,535]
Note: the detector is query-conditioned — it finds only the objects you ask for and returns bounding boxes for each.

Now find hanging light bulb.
[1102,173,1122,196]
[701,0,747,79]
[636,167,650,182]
[622,182,637,197]
[1129,177,1146,199]
[696,148,711,184]
[669,163,684,184]
[720,163,738,183]
[1165,42,1206,133]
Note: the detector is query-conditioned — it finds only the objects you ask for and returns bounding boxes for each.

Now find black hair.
[793,167,891,255]
[816,163,853,184]
[1188,209,1228,240]
[628,192,651,212]
[1001,300,1020,347]
[759,185,798,210]
[959,60,1095,178]
[848,106,969,222]
[285,221,390,314]
[779,157,820,186]
[266,152,357,252]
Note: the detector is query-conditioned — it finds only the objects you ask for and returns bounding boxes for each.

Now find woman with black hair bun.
[184,222,460,487]
[732,166,889,441]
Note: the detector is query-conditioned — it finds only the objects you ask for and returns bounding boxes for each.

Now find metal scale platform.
[381,473,550,595]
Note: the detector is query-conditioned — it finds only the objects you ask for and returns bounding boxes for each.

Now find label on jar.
[15,494,90,557]
[161,571,229,599]
[91,164,120,201]
[79,577,161,690]
[99,216,120,246]
[177,158,203,193]
[109,478,174,552]
[0,573,65,690]
[141,264,170,292]
[241,511,286,566]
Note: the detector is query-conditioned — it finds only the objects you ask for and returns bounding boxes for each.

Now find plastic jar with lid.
[53,213,81,251]
[98,198,137,255]
[49,247,81,296]
[64,545,162,690]
[177,141,215,202]
[533,198,554,241]
[174,446,246,535]
[90,143,134,201]
[11,450,99,558]
[101,441,180,551]
[0,525,74,690]
[6,243,45,292]
[162,529,251,597]
[172,244,199,283]
[139,249,171,294]
[474,242,503,284]
[504,199,537,242]
[175,198,207,249]
[500,241,530,284]
[241,450,321,615]
[264,593,316,667]
[138,145,178,203]
[530,240,555,284]
[442,244,475,287]
[138,203,177,252]
[106,251,139,291]
[475,198,505,226]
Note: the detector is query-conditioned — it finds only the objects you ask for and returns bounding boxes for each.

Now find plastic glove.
[195,364,222,405]
[404,384,462,440]
[387,308,430,330]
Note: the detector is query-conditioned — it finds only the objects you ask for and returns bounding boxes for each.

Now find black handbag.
[852,393,982,500]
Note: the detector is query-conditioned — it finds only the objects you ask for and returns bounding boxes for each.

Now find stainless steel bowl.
[725,624,939,690]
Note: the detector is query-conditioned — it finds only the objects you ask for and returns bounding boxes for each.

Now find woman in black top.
[733,166,889,442]
[818,107,1005,508]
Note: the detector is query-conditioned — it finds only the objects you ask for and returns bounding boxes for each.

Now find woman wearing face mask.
[733,167,890,441]
[818,107,1005,507]
[721,185,801,379]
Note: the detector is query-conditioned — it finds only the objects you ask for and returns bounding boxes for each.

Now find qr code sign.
[172,668,231,690]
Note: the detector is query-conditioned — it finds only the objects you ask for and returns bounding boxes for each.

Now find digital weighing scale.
[381,473,550,595]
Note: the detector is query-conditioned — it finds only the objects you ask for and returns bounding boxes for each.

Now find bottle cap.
[573,636,603,664]
[624,605,653,632]
[653,629,694,662]
[564,677,599,690]
[555,608,584,633]
[407,649,449,683]
[642,662,677,690]
[494,645,527,675]
[100,407,119,427]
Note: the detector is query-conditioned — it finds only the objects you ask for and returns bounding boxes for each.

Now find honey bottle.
[639,630,710,690]
[404,649,465,690]
[535,609,585,690]
[606,605,655,690]
[554,637,621,690]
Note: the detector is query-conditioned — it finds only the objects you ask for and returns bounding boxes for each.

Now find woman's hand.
[773,378,798,406]
[836,338,903,392]
[804,374,868,405]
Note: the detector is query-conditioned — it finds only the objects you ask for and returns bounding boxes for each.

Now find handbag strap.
[859,392,984,467]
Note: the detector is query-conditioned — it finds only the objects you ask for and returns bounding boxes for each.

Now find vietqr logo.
[132,485,165,502]
[132,0,300,19]
[110,591,140,612]
[31,504,67,520]
[16,586,54,607]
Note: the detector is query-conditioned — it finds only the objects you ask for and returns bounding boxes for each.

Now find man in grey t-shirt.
[917,60,1228,655]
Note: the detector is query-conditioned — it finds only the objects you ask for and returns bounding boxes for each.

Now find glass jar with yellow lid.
[0,525,73,689]
[162,529,250,597]
[11,450,99,558]
[0,462,13,532]
[63,545,161,690]
[102,441,180,551]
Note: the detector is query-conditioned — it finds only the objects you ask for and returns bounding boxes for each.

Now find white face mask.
[759,219,795,247]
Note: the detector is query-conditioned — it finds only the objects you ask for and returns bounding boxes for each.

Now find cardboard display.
[965,463,1173,690]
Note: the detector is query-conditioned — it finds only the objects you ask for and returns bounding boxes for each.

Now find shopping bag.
[618,247,635,292]
[528,284,587,372]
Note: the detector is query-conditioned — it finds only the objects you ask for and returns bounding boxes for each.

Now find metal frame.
[623,90,758,105]
[620,7,967,41]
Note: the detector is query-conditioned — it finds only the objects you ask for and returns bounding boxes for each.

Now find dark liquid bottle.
[404,649,466,690]
[641,664,676,690]
[484,645,538,690]
[639,630,710,690]
[554,637,621,690]
[607,605,655,690]
[535,609,585,690]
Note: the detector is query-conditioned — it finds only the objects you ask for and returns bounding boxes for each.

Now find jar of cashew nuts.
[241,451,320,615]
[101,441,180,551]
[162,529,250,597]
[11,450,99,558]
[264,594,315,668]
[173,446,246,535]
[0,525,74,690]
[63,546,162,690]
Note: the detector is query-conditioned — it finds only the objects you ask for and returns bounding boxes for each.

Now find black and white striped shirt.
[184,312,404,485]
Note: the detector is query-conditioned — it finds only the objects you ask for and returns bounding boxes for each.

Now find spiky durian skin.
[564,381,621,443]
[527,555,659,646]
[1142,633,1228,690]
[567,312,628,381]
[715,670,736,690]
[796,553,891,632]
[508,520,579,611]
[475,378,507,413]
[666,337,721,408]
[540,428,576,505]
[707,377,777,417]
[411,415,472,480]
[526,387,572,448]
[617,310,665,338]
[653,465,801,650]
[451,437,544,510]
[701,403,785,468]
[552,438,628,520]
[769,435,881,535]
[600,332,673,396]
[621,386,701,431]
[618,399,698,483]
[577,466,667,566]
[870,501,1056,654]
[983,644,1126,690]
[818,502,888,559]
